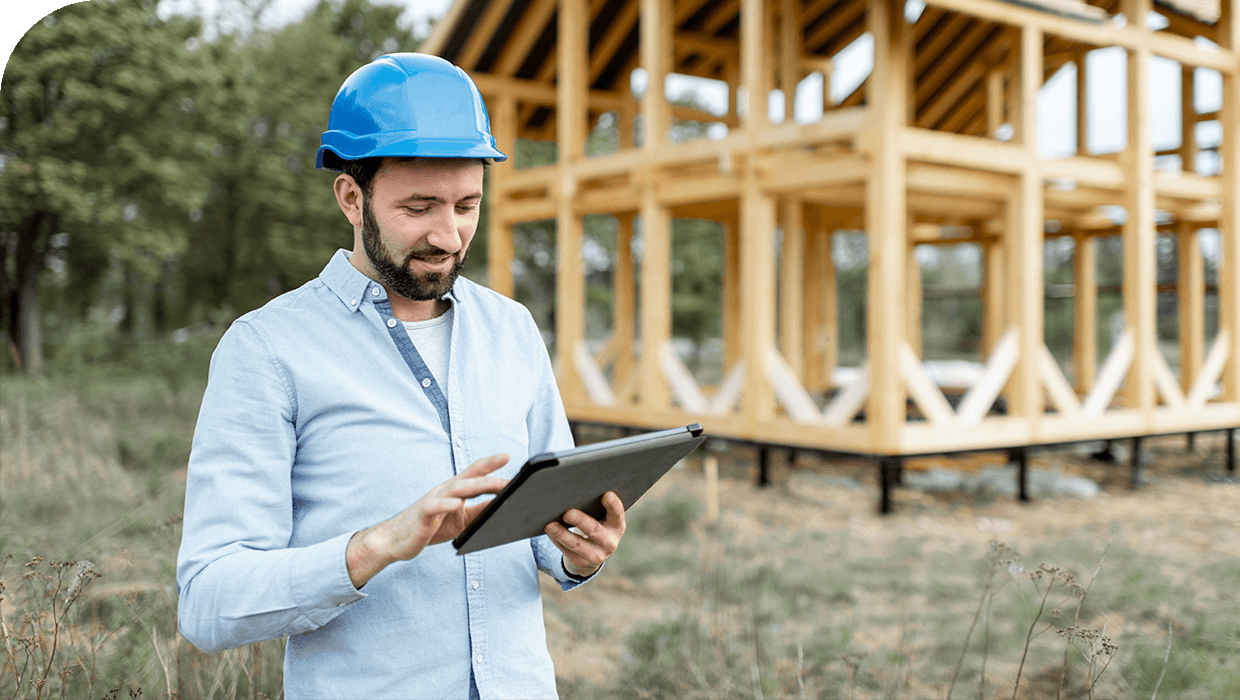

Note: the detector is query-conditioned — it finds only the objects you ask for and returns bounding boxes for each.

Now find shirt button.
[350,299,357,306]
[421,378,432,388]
[371,287,381,296]
[386,318,397,328]
[475,654,483,665]
[471,580,479,590]
[455,437,463,447]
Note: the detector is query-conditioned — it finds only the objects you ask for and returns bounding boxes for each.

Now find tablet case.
[453,424,706,555]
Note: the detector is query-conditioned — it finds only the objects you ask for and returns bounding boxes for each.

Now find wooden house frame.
[425,0,1239,509]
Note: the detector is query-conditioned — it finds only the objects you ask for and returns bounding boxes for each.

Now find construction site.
[422,0,1238,508]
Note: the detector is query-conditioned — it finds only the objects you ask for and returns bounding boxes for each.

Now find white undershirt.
[402,307,453,397]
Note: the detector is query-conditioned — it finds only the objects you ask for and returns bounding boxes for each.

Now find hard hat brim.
[316,130,508,170]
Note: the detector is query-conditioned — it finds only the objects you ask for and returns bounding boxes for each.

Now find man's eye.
[457,204,479,213]
[405,206,429,215]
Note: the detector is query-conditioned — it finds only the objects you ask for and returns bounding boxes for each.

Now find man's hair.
[338,157,491,199]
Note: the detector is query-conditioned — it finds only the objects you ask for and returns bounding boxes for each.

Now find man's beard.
[361,197,468,301]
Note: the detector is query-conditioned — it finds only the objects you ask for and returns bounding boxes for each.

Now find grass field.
[1,337,1238,698]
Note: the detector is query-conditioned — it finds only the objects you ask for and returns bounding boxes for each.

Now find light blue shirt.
[176,250,585,699]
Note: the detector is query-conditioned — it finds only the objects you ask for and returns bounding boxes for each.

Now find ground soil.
[540,430,1240,691]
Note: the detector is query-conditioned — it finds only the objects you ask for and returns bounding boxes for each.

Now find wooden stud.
[780,0,803,121]
[639,197,673,410]
[1221,2,1240,401]
[1123,25,1157,412]
[554,0,589,402]
[488,95,518,298]
[982,238,1006,357]
[741,170,778,422]
[1180,65,1197,174]
[866,0,910,450]
[723,218,742,371]
[1006,25,1044,420]
[641,0,673,149]
[1076,51,1088,155]
[780,198,806,379]
[613,214,637,401]
[1073,232,1098,392]
[742,0,771,130]
[907,240,923,357]
[1178,222,1204,394]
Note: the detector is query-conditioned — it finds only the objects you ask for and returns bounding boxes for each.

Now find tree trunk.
[13,211,49,376]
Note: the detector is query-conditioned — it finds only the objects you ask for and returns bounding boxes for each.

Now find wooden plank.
[740,173,778,421]
[458,0,516,69]
[902,127,1030,173]
[1073,233,1097,391]
[779,0,802,107]
[919,0,1238,73]
[589,0,640,85]
[780,198,806,379]
[1124,42,1157,411]
[899,342,957,424]
[488,95,518,298]
[660,341,708,413]
[641,0,673,148]
[576,344,617,406]
[1075,51,1087,155]
[723,219,741,370]
[803,207,825,392]
[1082,329,1135,415]
[554,0,589,402]
[613,214,636,402]
[1150,341,1187,409]
[1039,344,1082,416]
[958,327,1019,424]
[906,240,923,356]
[1180,65,1198,174]
[806,0,866,50]
[764,345,823,424]
[709,362,747,414]
[907,163,1012,199]
[1187,329,1231,406]
[865,0,909,451]
[1179,223,1204,393]
[470,73,626,111]
[638,191,673,410]
[495,0,557,76]
[981,238,1005,356]
[1220,30,1240,400]
[741,0,771,130]
[1005,25,1044,421]
[822,363,869,426]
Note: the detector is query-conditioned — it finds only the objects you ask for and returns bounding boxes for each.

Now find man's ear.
[334,174,364,228]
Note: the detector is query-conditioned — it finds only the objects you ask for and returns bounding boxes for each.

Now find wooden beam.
[723,217,741,370]
[457,0,516,70]
[1221,37,1240,400]
[780,198,806,379]
[1001,25,1044,421]
[1180,64,1198,173]
[589,0,640,86]
[639,195,673,410]
[779,0,803,112]
[1178,223,1204,394]
[982,238,1005,356]
[554,0,589,402]
[1123,36,1157,411]
[641,0,673,149]
[919,0,1238,73]
[470,73,626,111]
[613,214,636,402]
[488,95,518,298]
[866,0,910,451]
[741,170,778,422]
[495,0,557,76]
[958,328,1019,424]
[741,0,771,130]
[1073,232,1097,392]
[900,342,956,424]
[1082,330,1134,415]
[907,241,923,356]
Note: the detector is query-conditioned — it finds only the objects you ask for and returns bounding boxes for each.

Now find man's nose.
[425,209,463,254]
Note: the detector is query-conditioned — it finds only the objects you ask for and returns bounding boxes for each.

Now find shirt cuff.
[292,530,368,627]
[559,556,604,590]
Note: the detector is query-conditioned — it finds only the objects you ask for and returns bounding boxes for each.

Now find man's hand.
[545,492,627,579]
[346,454,510,589]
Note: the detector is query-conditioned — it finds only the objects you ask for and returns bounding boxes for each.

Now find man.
[176,53,626,699]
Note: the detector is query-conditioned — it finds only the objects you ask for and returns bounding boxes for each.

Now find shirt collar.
[320,249,462,312]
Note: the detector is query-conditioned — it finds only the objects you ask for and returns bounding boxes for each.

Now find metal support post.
[757,445,771,487]
[1011,447,1030,502]
[1186,431,1196,452]
[878,456,901,514]
[1228,428,1236,474]
[1130,436,1143,489]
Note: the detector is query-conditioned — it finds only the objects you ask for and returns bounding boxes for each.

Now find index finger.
[459,453,510,478]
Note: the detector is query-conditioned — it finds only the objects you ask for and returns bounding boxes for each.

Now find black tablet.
[453,424,707,555]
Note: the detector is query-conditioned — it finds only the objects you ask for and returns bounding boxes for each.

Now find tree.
[0,0,207,374]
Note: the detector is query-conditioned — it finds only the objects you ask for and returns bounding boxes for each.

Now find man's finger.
[444,476,510,500]
[459,453,509,478]
[600,492,627,532]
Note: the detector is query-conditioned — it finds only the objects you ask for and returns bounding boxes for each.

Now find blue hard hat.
[316,53,507,169]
